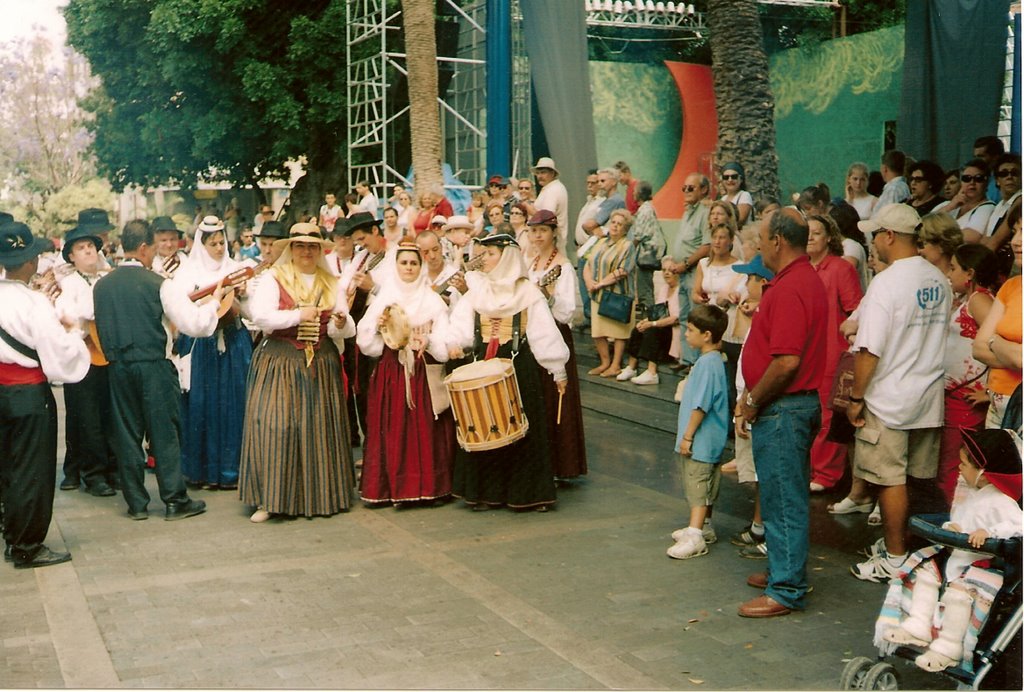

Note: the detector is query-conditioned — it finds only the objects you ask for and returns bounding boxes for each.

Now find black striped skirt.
[238,336,355,516]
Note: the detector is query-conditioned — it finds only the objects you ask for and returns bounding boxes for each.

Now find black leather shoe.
[3,544,11,562]
[164,499,206,521]
[59,476,80,491]
[13,546,72,570]
[127,509,148,521]
[85,481,116,497]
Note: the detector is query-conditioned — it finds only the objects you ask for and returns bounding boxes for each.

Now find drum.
[444,358,529,452]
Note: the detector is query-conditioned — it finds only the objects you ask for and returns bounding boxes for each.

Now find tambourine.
[380,304,411,350]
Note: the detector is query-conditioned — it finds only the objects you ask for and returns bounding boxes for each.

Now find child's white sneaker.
[615,366,637,382]
[666,528,708,560]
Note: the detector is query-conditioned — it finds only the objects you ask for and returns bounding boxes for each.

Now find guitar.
[536,264,562,290]
[348,250,387,317]
[432,253,486,295]
[188,259,273,318]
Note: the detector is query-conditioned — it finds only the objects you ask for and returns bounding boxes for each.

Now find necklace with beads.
[533,248,557,273]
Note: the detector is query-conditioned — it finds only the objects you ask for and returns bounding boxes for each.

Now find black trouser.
[0,382,57,560]
[108,360,189,513]
[353,346,377,444]
[342,336,362,443]
[63,364,116,486]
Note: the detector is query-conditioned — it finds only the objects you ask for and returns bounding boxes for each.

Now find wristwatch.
[744,393,758,409]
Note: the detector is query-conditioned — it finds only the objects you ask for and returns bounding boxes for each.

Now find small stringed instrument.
[188,259,272,318]
[536,263,562,290]
[433,253,486,295]
[348,250,387,316]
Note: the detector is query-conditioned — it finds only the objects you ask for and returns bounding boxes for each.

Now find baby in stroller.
[875,428,1022,673]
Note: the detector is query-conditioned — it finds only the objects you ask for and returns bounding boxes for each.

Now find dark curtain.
[520,0,598,260]
[898,0,1011,168]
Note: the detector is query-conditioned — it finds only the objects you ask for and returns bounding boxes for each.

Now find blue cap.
[732,254,774,281]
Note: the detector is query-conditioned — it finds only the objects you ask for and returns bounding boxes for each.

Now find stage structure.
[345,0,532,201]
[345,0,838,204]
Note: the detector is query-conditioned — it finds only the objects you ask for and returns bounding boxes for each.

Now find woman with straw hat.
[239,223,356,522]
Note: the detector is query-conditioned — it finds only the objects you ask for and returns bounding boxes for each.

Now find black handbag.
[598,290,634,323]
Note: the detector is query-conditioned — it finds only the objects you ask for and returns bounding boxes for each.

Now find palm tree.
[401,0,444,200]
[706,0,780,200]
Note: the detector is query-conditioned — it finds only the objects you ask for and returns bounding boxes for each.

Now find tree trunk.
[401,0,444,201]
[706,0,780,201]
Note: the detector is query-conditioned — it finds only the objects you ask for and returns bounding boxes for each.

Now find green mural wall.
[772,25,904,202]
[590,60,682,194]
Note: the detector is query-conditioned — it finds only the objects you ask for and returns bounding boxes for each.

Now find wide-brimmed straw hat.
[272,222,334,252]
[530,157,559,176]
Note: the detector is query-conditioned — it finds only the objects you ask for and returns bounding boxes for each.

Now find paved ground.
[1,387,948,690]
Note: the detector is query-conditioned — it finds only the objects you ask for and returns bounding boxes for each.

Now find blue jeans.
[577,258,591,322]
[677,269,698,365]
[751,392,820,610]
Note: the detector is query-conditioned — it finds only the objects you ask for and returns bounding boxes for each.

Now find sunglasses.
[996,168,1021,178]
[510,210,525,215]
[518,186,531,191]
[721,173,740,181]
[681,185,698,192]
[908,175,927,183]
[960,174,987,184]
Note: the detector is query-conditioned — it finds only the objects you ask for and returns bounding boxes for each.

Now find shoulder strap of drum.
[473,311,482,359]
[0,322,40,363]
[511,311,521,354]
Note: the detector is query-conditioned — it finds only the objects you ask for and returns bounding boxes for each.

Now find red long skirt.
[360,347,456,503]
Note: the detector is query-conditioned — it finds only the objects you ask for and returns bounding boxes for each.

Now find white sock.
[886,552,907,567]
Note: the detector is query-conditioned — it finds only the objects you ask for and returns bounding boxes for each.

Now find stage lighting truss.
[584,1,706,33]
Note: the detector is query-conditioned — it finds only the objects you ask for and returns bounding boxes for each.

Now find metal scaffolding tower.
[345,1,531,200]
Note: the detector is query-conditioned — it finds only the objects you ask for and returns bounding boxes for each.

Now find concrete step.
[570,327,681,435]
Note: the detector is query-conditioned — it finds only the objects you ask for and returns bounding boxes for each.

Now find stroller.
[841,514,1022,691]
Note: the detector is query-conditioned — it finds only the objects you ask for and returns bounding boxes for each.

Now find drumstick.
[556,390,564,425]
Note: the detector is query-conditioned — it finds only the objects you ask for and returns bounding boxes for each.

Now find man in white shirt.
[846,204,951,583]
[524,157,569,254]
[573,170,604,328]
[318,192,342,233]
[417,229,464,309]
[1,220,90,568]
[355,180,379,218]
[151,215,186,277]
[871,150,911,217]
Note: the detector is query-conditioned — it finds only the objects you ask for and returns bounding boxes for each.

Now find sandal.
[867,503,882,526]
[587,365,609,376]
[827,496,874,515]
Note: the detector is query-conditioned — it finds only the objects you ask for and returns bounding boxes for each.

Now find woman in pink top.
[806,214,863,492]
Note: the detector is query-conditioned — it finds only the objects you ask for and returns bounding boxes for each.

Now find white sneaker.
[631,370,660,385]
[667,531,708,560]
[850,550,903,583]
[615,366,637,382]
[859,536,887,559]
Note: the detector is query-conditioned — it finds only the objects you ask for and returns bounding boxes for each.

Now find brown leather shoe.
[746,572,768,589]
[738,594,791,618]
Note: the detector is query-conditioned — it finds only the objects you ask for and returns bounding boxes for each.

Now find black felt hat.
[151,216,182,235]
[62,226,103,263]
[476,233,518,248]
[345,212,378,235]
[256,220,288,239]
[0,221,52,266]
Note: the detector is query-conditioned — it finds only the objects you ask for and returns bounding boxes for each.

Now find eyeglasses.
[996,168,1021,178]
[908,176,927,183]
[518,186,531,191]
[681,185,697,192]
[721,174,740,181]
[960,174,987,184]
[509,210,524,215]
